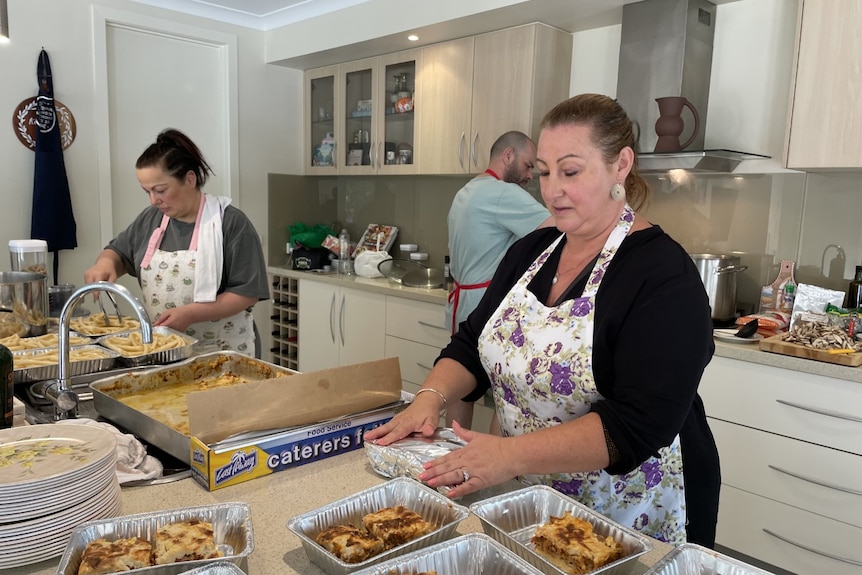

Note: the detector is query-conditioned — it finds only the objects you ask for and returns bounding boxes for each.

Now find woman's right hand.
[364,393,442,446]
[83,250,123,284]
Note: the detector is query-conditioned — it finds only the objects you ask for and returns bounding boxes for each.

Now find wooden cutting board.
[759,334,862,366]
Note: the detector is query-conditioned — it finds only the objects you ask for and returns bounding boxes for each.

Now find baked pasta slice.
[77,537,152,575]
[362,505,434,550]
[152,519,220,564]
[316,524,384,563]
[531,511,624,575]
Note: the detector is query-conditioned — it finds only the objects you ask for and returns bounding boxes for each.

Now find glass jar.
[9,239,48,276]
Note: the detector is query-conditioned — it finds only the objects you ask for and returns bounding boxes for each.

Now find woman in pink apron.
[84,129,270,356]
[367,95,720,547]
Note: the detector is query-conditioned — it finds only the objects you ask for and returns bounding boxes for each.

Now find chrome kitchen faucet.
[44,281,152,420]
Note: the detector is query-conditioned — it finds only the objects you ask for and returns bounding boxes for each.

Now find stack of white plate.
[0,424,121,568]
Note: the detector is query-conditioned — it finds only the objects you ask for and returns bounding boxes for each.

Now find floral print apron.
[140,213,254,356]
[478,204,687,544]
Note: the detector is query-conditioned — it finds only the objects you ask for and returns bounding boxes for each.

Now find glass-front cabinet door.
[377,50,418,174]
[305,65,339,175]
[340,59,376,175]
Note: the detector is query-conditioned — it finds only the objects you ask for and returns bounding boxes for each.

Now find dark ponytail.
[136,128,214,188]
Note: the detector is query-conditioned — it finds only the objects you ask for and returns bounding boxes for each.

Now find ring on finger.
[461,468,470,483]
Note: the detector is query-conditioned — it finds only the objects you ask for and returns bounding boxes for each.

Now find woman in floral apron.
[84,129,270,356]
[367,95,720,547]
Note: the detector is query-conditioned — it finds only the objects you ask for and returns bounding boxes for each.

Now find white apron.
[139,197,254,356]
[478,204,687,544]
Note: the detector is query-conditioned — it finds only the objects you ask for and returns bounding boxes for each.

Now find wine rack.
[270,273,299,370]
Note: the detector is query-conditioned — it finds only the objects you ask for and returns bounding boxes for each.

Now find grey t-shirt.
[107,204,269,302]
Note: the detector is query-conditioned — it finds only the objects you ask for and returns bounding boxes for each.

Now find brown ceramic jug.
[654,96,701,152]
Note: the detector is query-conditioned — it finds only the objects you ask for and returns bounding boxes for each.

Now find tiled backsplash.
[269,171,861,313]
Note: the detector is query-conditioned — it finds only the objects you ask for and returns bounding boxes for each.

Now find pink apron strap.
[140,214,171,269]
[188,193,207,251]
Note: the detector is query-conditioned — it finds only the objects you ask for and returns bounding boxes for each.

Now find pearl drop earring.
[611,183,626,201]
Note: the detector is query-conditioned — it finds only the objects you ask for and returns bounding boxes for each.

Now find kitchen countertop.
[7,449,672,575]
[270,265,862,385]
[268,266,449,305]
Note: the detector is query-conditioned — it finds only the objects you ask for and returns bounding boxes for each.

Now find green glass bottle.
[0,343,12,429]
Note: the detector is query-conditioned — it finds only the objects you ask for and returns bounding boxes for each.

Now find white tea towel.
[56,419,163,484]
[193,194,232,303]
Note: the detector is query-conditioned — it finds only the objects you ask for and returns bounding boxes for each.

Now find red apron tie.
[448,279,492,334]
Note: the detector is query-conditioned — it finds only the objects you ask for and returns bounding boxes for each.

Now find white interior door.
[92,8,237,298]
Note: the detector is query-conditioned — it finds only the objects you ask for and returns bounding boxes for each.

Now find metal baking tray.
[350,533,548,575]
[13,344,120,384]
[642,543,777,575]
[90,351,295,463]
[469,484,654,575]
[56,502,254,575]
[96,326,198,367]
[287,476,470,575]
[172,561,247,575]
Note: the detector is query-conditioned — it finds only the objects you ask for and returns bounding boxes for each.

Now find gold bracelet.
[415,387,447,408]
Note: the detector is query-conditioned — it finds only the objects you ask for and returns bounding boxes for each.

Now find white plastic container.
[9,239,48,275]
[409,252,429,262]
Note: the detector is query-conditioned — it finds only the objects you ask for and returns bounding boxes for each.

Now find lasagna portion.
[530,511,625,575]
[362,505,434,550]
[77,537,152,575]
[315,524,385,564]
[153,519,220,565]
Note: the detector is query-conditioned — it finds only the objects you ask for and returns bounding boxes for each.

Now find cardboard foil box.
[190,399,406,491]
[188,357,406,491]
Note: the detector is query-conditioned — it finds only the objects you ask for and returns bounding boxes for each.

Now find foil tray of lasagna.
[287,477,470,575]
[349,533,548,575]
[469,484,654,575]
[89,351,295,463]
[56,502,253,575]
[642,542,776,575]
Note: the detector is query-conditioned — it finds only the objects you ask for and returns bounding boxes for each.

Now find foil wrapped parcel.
[365,428,466,493]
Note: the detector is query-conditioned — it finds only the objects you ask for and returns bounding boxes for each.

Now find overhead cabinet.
[786,0,862,169]
[417,23,572,174]
[304,52,419,175]
[304,23,571,176]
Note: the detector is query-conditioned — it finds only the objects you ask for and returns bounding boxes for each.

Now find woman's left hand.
[419,421,516,498]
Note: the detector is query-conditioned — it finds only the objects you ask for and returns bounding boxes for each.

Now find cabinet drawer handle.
[768,464,862,496]
[417,362,434,371]
[458,132,466,170]
[471,132,479,167]
[763,528,862,566]
[417,320,447,332]
[329,293,336,344]
[776,399,862,423]
[339,294,346,346]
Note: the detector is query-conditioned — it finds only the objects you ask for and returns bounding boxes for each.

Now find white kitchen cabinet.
[298,279,385,372]
[384,295,495,432]
[786,0,862,169]
[700,356,862,572]
[416,23,571,174]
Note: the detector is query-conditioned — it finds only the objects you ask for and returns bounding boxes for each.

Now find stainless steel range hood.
[617,0,770,173]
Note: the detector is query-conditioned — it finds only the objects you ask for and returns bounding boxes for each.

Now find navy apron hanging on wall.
[32,48,77,285]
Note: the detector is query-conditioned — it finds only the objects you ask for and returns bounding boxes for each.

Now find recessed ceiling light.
[407,34,419,42]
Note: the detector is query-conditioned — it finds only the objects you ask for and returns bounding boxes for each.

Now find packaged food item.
[790,283,846,329]
[736,311,790,338]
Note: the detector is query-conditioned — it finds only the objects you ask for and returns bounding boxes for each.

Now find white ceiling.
[128,0,375,31]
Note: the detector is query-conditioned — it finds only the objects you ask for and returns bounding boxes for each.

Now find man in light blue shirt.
[445,131,555,429]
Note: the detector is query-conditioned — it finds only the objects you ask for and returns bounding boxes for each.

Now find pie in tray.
[77,537,152,575]
[153,519,220,564]
[531,511,625,575]
[315,524,385,564]
[362,505,434,549]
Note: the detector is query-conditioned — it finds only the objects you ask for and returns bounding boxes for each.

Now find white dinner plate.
[713,329,763,344]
